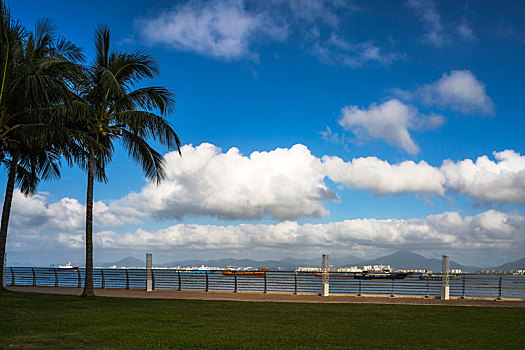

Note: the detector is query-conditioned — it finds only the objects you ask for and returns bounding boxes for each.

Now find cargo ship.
[353,265,409,280]
[221,267,268,275]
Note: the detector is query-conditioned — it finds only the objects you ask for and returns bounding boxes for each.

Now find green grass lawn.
[0,291,524,349]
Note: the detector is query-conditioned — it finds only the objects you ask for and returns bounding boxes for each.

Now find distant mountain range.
[101,250,525,272]
[493,257,525,271]
[354,250,475,271]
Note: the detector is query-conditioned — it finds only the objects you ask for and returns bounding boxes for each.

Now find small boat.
[221,269,268,275]
[58,263,79,270]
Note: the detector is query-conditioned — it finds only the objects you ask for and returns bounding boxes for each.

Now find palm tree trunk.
[0,152,19,291]
[82,149,95,297]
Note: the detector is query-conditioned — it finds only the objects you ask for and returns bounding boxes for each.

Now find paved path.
[8,286,525,307]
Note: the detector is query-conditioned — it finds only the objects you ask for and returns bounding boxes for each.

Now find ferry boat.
[58,262,79,270]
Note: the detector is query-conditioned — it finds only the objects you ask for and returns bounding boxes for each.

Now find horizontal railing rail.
[4,267,525,300]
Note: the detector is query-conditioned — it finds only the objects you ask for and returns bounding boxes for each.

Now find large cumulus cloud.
[7,144,525,233]
[112,143,338,221]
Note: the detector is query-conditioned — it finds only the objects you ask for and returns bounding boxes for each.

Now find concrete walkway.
[8,286,525,307]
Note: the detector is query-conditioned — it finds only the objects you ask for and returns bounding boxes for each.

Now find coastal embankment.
[8,286,525,307]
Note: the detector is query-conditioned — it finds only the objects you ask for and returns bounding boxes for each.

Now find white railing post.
[321,254,329,297]
[441,255,450,300]
[146,253,153,292]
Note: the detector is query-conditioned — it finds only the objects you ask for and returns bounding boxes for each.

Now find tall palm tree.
[0,1,84,289]
[74,25,180,297]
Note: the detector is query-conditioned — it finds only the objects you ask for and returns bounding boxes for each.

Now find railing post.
[234,272,237,293]
[125,270,130,290]
[54,268,58,287]
[390,278,395,297]
[101,269,105,289]
[358,278,362,296]
[205,271,209,292]
[425,277,430,298]
[177,270,181,291]
[10,267,15,286]
[321,254,329,297]
[441,255,450,300]
[77,268,81,288]
[32,268,36,287]
[264,272,267,293]
[146,253,152,292]
[294,271,298,295]
[461,276,466,299]
[498,276,502,300]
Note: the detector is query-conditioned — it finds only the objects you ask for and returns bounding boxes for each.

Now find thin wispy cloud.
[136,0,396,67]
[137,0,287,60]
[457,21,476,41]
[407,0,478,46]
[311,34,400,68]
[406,0,444,46]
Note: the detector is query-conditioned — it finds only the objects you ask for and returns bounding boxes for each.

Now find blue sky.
[4,0,525,267]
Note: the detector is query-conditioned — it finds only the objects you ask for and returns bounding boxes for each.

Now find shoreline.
[7,286,525,307]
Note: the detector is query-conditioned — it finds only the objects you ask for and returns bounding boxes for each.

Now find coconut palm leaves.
[74,25,180,297]
[0,0,85,290]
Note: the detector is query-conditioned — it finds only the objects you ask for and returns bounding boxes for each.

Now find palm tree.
[0,1,84,289]
[73,25,180,297]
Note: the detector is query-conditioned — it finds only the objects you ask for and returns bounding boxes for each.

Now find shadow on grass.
[1,290,524,349]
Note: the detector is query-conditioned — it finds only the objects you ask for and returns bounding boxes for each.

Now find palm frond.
[113,86,175,115]
[95,24,110,68]
[55,35,85,62]
[120,129,166,183]
[113,110,181,153]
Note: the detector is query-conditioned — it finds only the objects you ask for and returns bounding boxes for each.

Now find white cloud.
[287,0,340,27]
[322,148,525,203]
[457,22,476,41]
[338,99,444,154]
[311,34,399,68]
[137,0,287,60]
[6,145,525,237]
[441,150,525,204]
[48,210,524,254]
[9,190,136,234]
[418,70,494,114]
[323,155,445,195]
[135,0,395,68]
[406,0,444,46]
[112,143,338,221]
[112,143,525,225]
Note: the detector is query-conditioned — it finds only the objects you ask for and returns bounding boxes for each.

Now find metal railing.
[4,267,525,300]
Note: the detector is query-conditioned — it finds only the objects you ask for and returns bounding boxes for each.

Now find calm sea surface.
[5,267,525,299]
